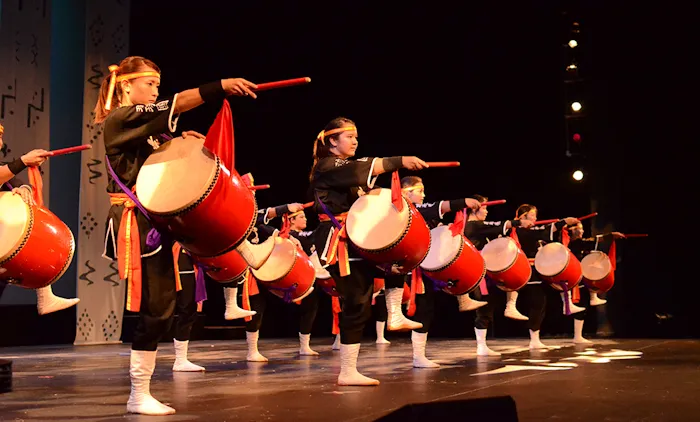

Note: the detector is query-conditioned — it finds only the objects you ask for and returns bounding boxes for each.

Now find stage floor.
[0,338,698,421]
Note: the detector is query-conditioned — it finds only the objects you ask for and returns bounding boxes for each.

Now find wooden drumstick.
[535,212,598,225]
[482,199,506,206]
[249,184,270,191]
[622,233,648,238]
[302,202,314,209]
[254,77,311,92]
[425,162,460,167]
[48,144,92,156]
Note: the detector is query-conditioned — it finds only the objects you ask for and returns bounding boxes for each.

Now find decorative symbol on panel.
[79,260,96,286]
[88,16,105,48]
[29,33,39,67]
[87,158,103,184]
[102,310,120,341]
[76,310,95,342]
[104,261,120,287]
[1,79,17,118]
[87,65,104,90]
[14,31,21,62]
[112,24,127,54]
[85,111,103,144]
[80,212,100,238]
[27,88,45,128]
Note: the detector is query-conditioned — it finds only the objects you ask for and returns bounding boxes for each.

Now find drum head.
[534,242,569,277]
[346,188,409,251]
[0,192,31,261]
[251,238,295,282]
[135,137,218,214]
[481,237,518,272]
[420,225,461,271]
[581,251,612,281]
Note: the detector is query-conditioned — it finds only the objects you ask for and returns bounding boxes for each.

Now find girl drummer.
[513,204,579,349]
[464,195,535,356]
[566,222,625,344]
[94,55,257,416]
[310,117,427,385]
[0,123,80,314]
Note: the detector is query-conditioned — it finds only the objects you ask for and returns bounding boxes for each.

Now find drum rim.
[581,250,612,282]
[347,193,412,253]
[252,238,298,282]
[0,198,33,265]
[482,237,520,273]
[421,229,464,272]
[534,242,571,277]
[142,153,220,217]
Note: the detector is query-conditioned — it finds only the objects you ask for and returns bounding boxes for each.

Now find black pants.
[132,242,178,351]
[328,260,375,344]
[474,284,498,330]
[413,277,436,334]
[174,252,198,341]
[523,283,547,332]
[298,289,319,335]
[245,292,266,333]
[372,294,388,323]
[384,273,406,290]
[572,286,587,321]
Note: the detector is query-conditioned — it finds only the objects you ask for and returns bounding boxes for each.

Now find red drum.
[534,242,582,291]
[192,249,248,284]
[481,237,531,292]
[346,188,431,273]
[419,225,485,296]
[581,251,615,293]
[135,136,257,257]
[252,238,316,303]
[0,192,75,289]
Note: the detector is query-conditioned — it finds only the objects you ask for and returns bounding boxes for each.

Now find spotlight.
[573,133,581,143]
[566,64,578,71]
[573,170,584,181]
[568,39,578,48]
[571,102,582,112]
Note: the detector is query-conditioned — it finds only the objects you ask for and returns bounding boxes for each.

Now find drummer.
[514,204,580,349]
[94,55,257,416]
[310,116,428,385]
[398,176,482,367]
[464,195,534,356]
[0,122,80,315]
[566,222,625,344]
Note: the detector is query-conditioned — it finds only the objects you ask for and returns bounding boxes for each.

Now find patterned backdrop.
[74,0,130,345]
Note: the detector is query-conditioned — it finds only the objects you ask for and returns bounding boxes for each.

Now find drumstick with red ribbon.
[47,144,92,156]
[534,212,598,225]
[254,77,311,92]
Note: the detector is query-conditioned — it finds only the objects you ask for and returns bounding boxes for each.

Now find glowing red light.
[573,133,581,143]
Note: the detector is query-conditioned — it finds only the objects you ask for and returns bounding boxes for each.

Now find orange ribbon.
[109,192,142,312]
[331,296,342,335]
[242,270,259,322]
[172,243,205,312]
[27,167,43,206]
[319,213,350,276]
[407,268,425,317]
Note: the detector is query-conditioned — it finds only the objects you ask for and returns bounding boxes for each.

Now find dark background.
[2,1,693,345]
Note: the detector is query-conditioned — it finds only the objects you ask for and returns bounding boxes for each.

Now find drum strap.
[172,243,208,312]
[406,268,425,317]
[319,213,350,277]
[242,270,259,322]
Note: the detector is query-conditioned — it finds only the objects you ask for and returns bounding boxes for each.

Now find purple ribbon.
[421,273,451,291]
[4,182,13,190]
[266,284,298,303]
[194,263,208,304]
[314,192,343,230]
[104,155,161,250]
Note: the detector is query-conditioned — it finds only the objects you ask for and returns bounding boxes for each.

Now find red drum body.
[419,226,485,296]
[581,251,615,293]
[309,251,338,297]
[534,242,582,291]
[192,249,248,284]
[135,137,257,257]
[481,237,531,292]
[0,192,75,289]
[346,189,431,273]
[252,238,316,303]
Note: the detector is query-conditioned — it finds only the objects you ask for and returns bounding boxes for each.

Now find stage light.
[573,170,584,181]
[573,133,581,143]
[571,102,582,112]
[568,39,578,48]
[566,64,578,71]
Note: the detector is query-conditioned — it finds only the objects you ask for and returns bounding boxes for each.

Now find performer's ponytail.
[93,56,161,124]
[309,117,356,181]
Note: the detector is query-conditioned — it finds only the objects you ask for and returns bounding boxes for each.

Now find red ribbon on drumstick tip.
[534,212,598,225]
[254,77,311,92]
